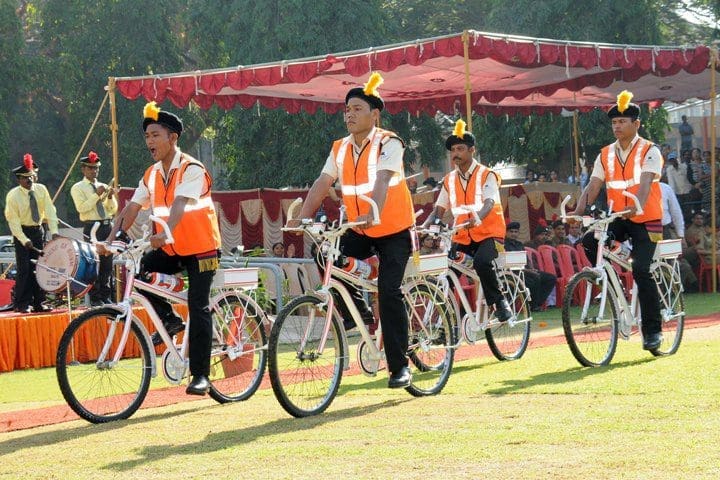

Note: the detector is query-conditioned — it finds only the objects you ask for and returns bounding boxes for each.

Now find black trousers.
[454,238,503,307]
[141,248,217,377]
[338,228,412,374]
[581,219,661,335]
[13,226,46,309]
[523,268,556,309]
[83,222,112,302]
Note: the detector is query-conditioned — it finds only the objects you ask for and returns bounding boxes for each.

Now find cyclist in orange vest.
[423,119,512,322]
[291,73,416,389]
[573,91,664,351]
[104,102,221,395]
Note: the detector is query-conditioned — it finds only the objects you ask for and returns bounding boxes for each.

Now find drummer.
[4,154,59,313]
[70,151,118,306]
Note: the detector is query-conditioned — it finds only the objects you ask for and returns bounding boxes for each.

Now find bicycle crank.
[161,347,188,385]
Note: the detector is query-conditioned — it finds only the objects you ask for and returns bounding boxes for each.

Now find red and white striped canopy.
[114,30,714,116]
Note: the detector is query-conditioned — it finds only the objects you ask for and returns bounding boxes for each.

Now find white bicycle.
[560,193,685,367]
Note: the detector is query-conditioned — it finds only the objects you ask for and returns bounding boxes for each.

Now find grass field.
[0,294,718,479]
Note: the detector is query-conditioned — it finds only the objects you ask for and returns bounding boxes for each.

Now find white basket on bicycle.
[654,239,682,260]
[211,268,259,290]
[403,253,448,278]
[494,251,527,270]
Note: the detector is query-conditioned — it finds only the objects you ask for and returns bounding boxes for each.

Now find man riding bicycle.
[572,90,664,352]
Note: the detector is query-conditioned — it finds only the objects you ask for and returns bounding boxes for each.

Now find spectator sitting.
[537,173,547,183]
[271,242,286,257]
[419,234,439,255]
[550,220,571,246]
[505,221,555,310]
[525,224,551,249]
[567,220,583,245]
[683,211,706,271]
[549,170,560,183]
[286,243,297,258]
[660,181,698,292]
[524,170,535,184]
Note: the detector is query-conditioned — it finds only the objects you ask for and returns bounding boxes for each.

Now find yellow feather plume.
[143,101,160,121]
[453,119,466,138]
[363,72,384,98]
[616,90,633,114]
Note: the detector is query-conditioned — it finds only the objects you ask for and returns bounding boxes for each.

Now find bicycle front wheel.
[562,271,619,367]
[208,291,268,403]
[485,272,531,361]
[651,261,685,356]
[404,281,455,397]
[268,295,345,417]
[56,307,152,423]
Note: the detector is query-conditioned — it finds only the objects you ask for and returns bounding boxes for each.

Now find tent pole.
[108,77,120,191]
[52,91,109,202]
[710,45,718,292]
[462,30,472,130]
[573,111,580,184]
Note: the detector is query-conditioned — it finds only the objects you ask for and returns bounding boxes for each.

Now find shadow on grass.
[102,398,410,472]
[486,357,655,395]
[0,406,200,455]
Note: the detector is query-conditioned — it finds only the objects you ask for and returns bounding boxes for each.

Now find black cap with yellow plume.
[345,72,385,111]
[445,118,476,150]
[142,101,184,137]
[607,90,640,120]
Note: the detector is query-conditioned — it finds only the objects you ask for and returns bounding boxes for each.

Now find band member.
[4,154,59,313]
[70,151,118,305]
[424,119,513,322]
[573,90,664,351]
[290,73,416,389]
[104,102,221,395]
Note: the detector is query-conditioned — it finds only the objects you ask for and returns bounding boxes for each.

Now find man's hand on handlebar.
[621,206,637,220]
[354,214,374,230]
[149,232,168,249]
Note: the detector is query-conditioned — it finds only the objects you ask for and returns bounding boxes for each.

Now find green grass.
[1,320,719,478]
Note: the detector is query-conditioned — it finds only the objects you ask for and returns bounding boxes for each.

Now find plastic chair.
[556,244,580,276]
[524,247,544,271]
[538,245,568,307]
[697,255,720,292]
[575,243,592,269]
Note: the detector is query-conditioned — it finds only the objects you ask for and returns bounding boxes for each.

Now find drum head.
[36,237,83,294]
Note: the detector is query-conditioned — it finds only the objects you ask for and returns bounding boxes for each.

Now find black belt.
[84,220,112,226]
[21,224,42,229]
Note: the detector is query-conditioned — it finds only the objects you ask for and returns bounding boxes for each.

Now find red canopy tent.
[108,29,719,287]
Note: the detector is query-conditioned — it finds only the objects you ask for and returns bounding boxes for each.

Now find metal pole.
[710,45,718,292]
[108,77,120,191]
[462,30,473,131]
[573,111,581,184]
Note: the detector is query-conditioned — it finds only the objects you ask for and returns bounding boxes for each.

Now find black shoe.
[343,307,375,331]
[388,366,412,388]
[32,304,52,313]
[642,332,663,351]
[14,305,32,314]
[151,318,185,346]
[494,299,513,323]
[186,375,211,395]
[89,298,106,307]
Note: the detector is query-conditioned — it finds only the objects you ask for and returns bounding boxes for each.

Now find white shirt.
[131,149,206,209]
[591,135,663,181]
[666,162,692,195]
[435,160,500,210]
[660,182,684,237]
[321,127,404,181]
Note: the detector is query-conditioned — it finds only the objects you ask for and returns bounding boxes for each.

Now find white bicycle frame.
[560,193,684,341]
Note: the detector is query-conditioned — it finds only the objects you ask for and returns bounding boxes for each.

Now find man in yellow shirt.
[70,151,118,305]
[4,154,59,313]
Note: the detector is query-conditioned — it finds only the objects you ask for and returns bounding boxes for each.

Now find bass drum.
[36,237,98,298]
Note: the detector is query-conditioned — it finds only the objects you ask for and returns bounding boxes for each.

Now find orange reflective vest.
[600,138,663,223]
[444,163,505,245]
[142,154,221,256]
[332,128,414,238]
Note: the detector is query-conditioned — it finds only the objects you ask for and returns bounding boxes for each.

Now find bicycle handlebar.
[149,215,175,244]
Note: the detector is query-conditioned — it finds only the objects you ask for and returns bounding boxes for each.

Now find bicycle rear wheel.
[268,295,345,417]
[208,291,268,403]
[650,261,685,356]
[485,272,531,361]
[404,281,454,396]
[56,307,152,423]
[562,271,619,367]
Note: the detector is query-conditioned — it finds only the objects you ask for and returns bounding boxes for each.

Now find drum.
[36,237,98,298]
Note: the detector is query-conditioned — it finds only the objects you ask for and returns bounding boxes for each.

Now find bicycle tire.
[562,271,619,367]
[485,272,531,361]
[268,295,345,417]
[208,291,268,403]
[404,282,455,397]
[650,261,685,356]
[56,307,152,423]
